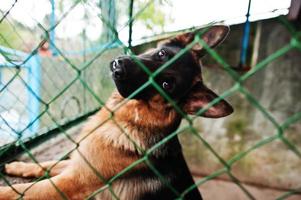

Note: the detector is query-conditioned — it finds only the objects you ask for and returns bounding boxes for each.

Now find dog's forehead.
[139,44,180,56]
[138,47,158,57]
[159,43,181,53]
[143,48,156,54]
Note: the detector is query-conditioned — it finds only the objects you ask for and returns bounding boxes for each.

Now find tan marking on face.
[134,108,140,122]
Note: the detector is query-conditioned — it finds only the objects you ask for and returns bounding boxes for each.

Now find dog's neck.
[93,90,183,157]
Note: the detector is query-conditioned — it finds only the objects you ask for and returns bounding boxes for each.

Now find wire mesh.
[0,0,301,199]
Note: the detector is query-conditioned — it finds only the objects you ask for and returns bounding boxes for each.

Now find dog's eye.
[162,80,174,91]
[157,49,168,60]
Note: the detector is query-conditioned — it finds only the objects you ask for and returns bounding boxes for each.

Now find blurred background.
[0,0,300,199]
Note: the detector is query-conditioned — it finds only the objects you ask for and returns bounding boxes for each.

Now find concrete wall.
[179,19,301,189]
[37,48,122,130]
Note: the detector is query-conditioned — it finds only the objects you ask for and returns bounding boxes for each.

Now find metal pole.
[27,54,41,137]
[239,0,252,68]
[128,0,134,49]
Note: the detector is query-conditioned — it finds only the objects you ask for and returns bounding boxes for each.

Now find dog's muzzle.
[110,56,151,99]
[111,59,127,80]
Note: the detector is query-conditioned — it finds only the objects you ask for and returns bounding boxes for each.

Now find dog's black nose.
[111,59,126,80]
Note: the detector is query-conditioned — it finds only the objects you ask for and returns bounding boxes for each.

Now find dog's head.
[110,25,233,118]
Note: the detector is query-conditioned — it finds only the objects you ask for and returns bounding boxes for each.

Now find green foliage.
[137,1,164,32]
[0,21,20,49]
[116,0,173,34]
[136,0,173,33]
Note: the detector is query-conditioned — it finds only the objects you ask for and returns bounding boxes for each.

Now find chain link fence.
[0,0,301,199]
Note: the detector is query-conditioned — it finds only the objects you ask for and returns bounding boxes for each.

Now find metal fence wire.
[0,0,301,199]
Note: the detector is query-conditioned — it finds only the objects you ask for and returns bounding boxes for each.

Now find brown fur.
[0,91,183,200]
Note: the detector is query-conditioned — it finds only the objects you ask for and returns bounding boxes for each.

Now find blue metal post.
[0,45,42,138]
[239,0,252,68]
[128,0,134,48]
[26,54,41,136]
[0,66,2,85]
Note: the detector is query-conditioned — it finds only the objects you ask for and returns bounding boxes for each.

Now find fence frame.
[0,45,41,136]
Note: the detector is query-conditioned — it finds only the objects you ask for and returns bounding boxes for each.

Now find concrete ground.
[0,126,300,200]
[196,177,300,200]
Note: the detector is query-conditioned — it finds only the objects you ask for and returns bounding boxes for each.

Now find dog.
[0,25,233,200]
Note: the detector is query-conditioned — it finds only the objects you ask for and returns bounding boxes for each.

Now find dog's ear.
[182,82,233,118]
[170,25,229,57]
